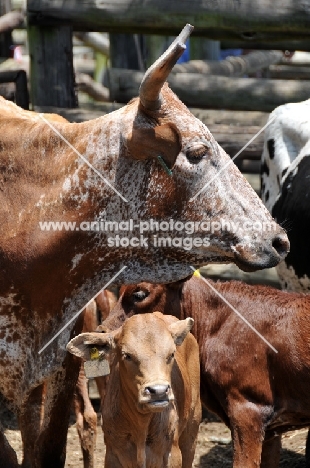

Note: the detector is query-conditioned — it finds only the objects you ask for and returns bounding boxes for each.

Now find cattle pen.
[2,0,310,467]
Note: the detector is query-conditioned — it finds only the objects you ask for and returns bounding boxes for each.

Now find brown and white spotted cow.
[0,24,288,468]
[67,312,201,468]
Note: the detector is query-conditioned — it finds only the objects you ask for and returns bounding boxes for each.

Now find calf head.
[67,312,193,412]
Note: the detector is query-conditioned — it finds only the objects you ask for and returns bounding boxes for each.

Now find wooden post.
[28,24,77,108]
[109,34,145,70]
[0,69,29,108]
[0,0,12,58]
[145,36,168,68]
[191,38,221,61]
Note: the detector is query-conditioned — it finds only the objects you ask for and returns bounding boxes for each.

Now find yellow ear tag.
[90,347,100,360]
[85,346,110,378]
[193,269,201,278]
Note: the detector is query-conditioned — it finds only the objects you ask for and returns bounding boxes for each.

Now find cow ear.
[168,317,194,346]
[126,123,181,169]
[66,332,116,361]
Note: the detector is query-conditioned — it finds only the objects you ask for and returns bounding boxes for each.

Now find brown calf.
[67,312,201,468]
[102,276,310,468]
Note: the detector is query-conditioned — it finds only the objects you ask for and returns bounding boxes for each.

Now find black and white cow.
[261,98,310,292]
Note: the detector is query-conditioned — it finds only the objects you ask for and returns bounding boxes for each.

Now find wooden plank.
[283,51,310,66]
[267,64,310,80]
[190,109,268,127]
[27,0,310,41]
[209,125,263,160]
[107,68,310,112]
[221,40,310,51]
[74,32,109,57]
[76,72,109,102]
[0,10,24,33]
[28,24,77,108]
[173,51,283,77]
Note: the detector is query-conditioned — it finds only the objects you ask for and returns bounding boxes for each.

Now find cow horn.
[139,23,194,111]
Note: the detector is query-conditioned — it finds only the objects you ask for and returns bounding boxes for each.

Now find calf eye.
[132,290,149,302]
[167,352,175,363]
[186,142,211,164]
[123,352,132,361]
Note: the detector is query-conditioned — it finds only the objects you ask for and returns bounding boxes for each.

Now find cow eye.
[186,142,210,164]
[132,290,149,302]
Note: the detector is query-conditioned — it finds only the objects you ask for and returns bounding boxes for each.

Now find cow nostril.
[272,234,290,257]
[145,384,170,396]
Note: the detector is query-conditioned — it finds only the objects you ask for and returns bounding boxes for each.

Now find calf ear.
[169,317,194,346]
[126,123,181,169]
[66,332,116,361]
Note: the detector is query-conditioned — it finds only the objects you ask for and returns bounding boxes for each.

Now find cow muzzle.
[233,232,290,272]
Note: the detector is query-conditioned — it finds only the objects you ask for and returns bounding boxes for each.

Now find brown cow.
[67,312,201,468]
[102,276,310,468]
[0,24,289,467]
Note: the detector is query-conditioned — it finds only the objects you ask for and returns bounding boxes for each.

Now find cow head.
[85,24,289,284]
[67,312,193,412]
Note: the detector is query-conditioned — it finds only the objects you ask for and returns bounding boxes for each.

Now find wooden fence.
[26,0,310,108]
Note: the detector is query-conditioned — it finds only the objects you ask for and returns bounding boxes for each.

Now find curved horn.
[139,23,194,111]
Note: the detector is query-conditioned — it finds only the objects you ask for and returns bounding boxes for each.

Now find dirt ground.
[4,404,308,467]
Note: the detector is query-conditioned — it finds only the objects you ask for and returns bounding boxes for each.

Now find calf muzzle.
[140,383,173,410]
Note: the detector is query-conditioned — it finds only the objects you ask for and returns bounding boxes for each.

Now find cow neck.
[181,278,224,342]
[0,110,127,327]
